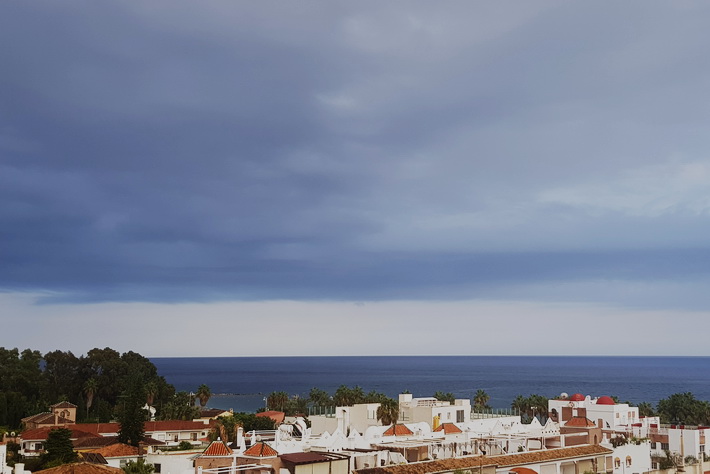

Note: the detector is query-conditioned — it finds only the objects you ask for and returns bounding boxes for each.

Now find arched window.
[626,456,632,467]
[614,458,621,468]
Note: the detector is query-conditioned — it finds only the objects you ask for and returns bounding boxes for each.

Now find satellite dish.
[560,392,568,399]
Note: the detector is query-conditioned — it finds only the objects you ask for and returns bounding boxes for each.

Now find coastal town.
[2,389,708,474]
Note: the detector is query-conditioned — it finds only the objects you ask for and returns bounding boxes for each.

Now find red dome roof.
[569,393,585,401]
[596,396,615,405]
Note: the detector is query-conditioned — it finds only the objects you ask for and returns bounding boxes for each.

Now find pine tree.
[117,372,147,446]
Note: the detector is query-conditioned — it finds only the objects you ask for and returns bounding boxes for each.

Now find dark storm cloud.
[3,1,710,307]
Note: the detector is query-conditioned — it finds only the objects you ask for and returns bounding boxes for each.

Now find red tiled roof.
[242,442,278,457]
[21,427,100,441]
[72,420,214,435]
[34,462,123,474]
[434,423,462,434]
[564,417,596,428]
[354,445,612,474]
[22,412,74,425]
[202,440,233,457]
[89,444,139,458]
[383,424,414,436]
[73,437,118,449]
[255,411,285,424]
[71,424,120,435]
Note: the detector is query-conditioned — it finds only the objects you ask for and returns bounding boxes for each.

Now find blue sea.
[150,356,710,413]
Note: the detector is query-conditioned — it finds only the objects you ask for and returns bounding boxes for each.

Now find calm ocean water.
[150,356,710,413]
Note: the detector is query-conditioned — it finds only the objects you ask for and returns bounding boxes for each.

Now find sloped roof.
[201,440,233,457]
[383,424,414,436]
[51,401,79,409]
[22,412,74,425]
[255,411,285,424]
[564,416,597,428]
[21,427,100,441]
[34,462,123,474]
[199,409,230,419]
[72,420,215,435]
[73,437,118,449]
[89,444,139,458]
[78,453,107,465]
[433,423,463,434]
[242,442,278,457]
[354,445,612,474]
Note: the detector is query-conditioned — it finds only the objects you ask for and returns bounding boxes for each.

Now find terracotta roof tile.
[383,424,414,436]
[21,427,100,441]
[434,423,462,434]
[89,444,139,458]
[22,412,74,425]
[242,442,278,457]
[255,411,284,424]
[564,417,597,428]
[202,440,233,457]
[34,462,124,474]
[354,445,612,474]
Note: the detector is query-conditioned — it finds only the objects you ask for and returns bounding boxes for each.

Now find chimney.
[236,427,244,450]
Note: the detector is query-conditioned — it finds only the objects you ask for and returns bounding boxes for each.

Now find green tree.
[308,388,333,407]
[637,402,655,417]
[122,459,154,474]
[117,372,148,446]
[473,390,491,410]
[158,392,200,420]
[196,384,211,408]
[376,398,399,426]
[434,392,456,403]
[145,381,158,407]
[657,392,710,425]
[267,391,289,412]
[83,378,98,418]
[42,428,78,468]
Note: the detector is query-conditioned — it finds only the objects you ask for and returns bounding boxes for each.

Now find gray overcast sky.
[2,1,710,356]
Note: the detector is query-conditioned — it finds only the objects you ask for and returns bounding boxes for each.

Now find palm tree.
[196,384,211,408]
[377,398,399,426]
[511,395,528,418]
[84,378,98,418]
[145,381,158,407]
[473,389,491,410]
[267,391,289,412]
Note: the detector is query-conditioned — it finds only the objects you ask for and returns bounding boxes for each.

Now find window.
[447,412,451,420]
[456,410,465,423]
[192,433,197,441]
[626,456,632,467]
[700,445,705,453]
[154,464,161,473]
[614,458,621,468]
[661,443,669,450]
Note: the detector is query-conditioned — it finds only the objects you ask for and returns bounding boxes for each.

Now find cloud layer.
[2,1,710,320]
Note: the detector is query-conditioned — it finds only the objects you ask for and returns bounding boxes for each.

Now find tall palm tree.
[145,381,158,406]
[473,389,491,410]
[267,391,289,412]
[196,384,211,408]
[84,378,98,418]
[377,398,399,426]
